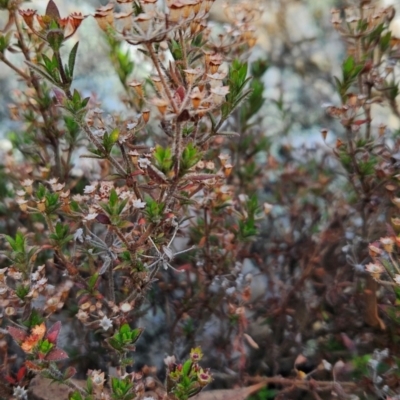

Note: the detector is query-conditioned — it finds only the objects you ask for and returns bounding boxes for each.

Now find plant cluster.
[1,0,400,399]
[0,0,268,398]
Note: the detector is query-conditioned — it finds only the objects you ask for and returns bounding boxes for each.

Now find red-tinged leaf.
[340,332,356,352]
[177,109,190,123]
[184,173,219,182]
[16,366,27,382]
[8,326,27,343]
[63,366,77,380]
[46,321,61,344]
[46,0,61,20]
[176,86,185,102]
[53,88,66,104]
[25,361,43,372]
[96,213,111,225]
[352,119,370,126]
[46,348,69,361]
[5,375,16,385]
[130,170,144,177]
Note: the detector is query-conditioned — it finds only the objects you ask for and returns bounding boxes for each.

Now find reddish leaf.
[340,332,356,352]
[16,366,27,382]
[46,348,69,361]
[176,86,186,102]
[5,375,16,385]
[46,321,61,344]
[8,326,27,343]
[352,119,370,126]
[25,361,43,371]
[53,88,66,104]
[46,0,61,19]
[96,213,111,225]
[63,366,77,380]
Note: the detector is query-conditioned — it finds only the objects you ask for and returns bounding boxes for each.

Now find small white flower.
[84,185,97,194]
[74,228,84,243]
[8,270,22,280]
[31,271,40,281]
[13,386,28,400]
[119,191,131,200]
[132,199,146,209]
[164,355,176,367]
[37,277,47,286]
[51,182,65,192]
[120,302,132,313]
[238,194,248,203]
[84,213,98,222]
[76,309,89,322]
[21,179,33,187]
[226,287,236,295]
[322,359,332,371]
[138,157,151,169]
[263,202,273,215]
[365,262,384,278]
[99,316,113,331]
[127,121,138,130]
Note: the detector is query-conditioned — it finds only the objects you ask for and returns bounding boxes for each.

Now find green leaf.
[69,391,83,400]
[88,273,99,290]
[68,41,79,78]
[25,61,60,85]
[343,56,355,80]
[109,188,118,207]
[182,359,192,377]
[109,128,120,144]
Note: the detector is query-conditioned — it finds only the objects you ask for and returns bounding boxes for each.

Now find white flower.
[120,302,132,313]
[37,277,48,286]
[226,287,236,295]
[47,178,59,185]
[8,270,22,280]
[99,316,113,331]
[263,202,273,215]
[394,275,400,285]
[76,309,89,322]
[322,359,332,371]
[238,194,248,203]
[21,179,33,187]
[51,182,65,192]
[84,185,97,194]
[132,199,146,209]
[138,157,151,169]
[127,121,138,130]
[74,228,84,242]
[31,271,40,281]
[84,213,98,222]
[365,262,384,279]
[13,386,28,400]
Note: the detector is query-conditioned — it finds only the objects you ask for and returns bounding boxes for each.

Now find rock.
[28,376,74,400]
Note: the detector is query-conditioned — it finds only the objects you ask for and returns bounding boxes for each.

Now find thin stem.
[0,55,30,80]
[179,29,188,70]
[107,264,116,303]
[79,122,127,176]
[146,43,178,114]
[173,122,182,178]
[14,10,62,178]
